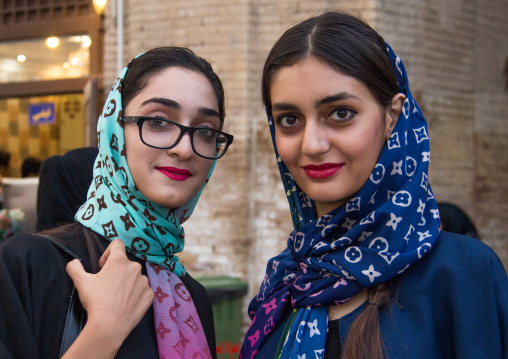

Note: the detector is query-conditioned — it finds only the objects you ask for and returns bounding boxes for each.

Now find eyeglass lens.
[141,118,227,158]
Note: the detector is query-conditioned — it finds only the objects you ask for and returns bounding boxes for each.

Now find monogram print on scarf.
[126,196,139,212]
[131,237,150,252]
[97,195,107,211]
[94,175,103,190]
[112,76,122,93]
[174,283,192,302]
[81,204,94,220]
[143,209,157,222]
[165,242,177,256]
[153,224,166,235]
[120,212,135,231]
[164,257,176,271]
[110,134,119,152]
[146,265,213,359]
[104,156,115,177]
[102,220,118,239]
[103,99,116,118]
[110,192,126,206]
[116,110,123,127]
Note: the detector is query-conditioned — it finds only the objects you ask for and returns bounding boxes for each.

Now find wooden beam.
[0,78,89,98]
[0,16,102,42]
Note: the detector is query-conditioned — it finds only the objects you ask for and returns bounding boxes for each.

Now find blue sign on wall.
[28,103,56,125]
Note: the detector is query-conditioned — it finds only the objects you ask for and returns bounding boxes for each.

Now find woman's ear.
[385,93,406,140]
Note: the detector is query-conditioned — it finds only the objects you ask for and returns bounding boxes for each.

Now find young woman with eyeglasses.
[0,47,233,359]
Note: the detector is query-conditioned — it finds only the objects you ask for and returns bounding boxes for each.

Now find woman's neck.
[327,289,368,321]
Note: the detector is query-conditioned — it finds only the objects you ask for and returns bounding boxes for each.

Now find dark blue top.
[256,231,508,358]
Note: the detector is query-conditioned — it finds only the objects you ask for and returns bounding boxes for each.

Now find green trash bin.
[196,276,248,359]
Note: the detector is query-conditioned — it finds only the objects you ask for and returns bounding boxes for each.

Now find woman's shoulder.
[399,230,507,293]
[428,231,504,269]
[0,224,91,270]
[1,232,66,263]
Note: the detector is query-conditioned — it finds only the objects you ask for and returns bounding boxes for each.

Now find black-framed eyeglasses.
[122,116,234,160]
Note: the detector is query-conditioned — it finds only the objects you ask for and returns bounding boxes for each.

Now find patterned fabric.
[0,209,25,242]
[75,56,216,277]
[146,263,212,359]
[240,44,441,359]
[75,53,215,357]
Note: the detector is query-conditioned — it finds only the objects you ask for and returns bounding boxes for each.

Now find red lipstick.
[157,167,193,181]
[302,163,343,179]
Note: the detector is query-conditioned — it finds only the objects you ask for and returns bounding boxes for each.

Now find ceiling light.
[17,55,26,62]
[46,37,59,48]
[82,36,92,48]
[93,0,108,16]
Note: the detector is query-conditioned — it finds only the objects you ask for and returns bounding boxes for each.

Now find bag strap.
[35,234,86,358]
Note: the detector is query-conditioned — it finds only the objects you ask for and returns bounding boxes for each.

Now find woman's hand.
[62,238,154,359]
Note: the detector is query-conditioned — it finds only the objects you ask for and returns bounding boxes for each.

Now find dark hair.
[262,12,399,359]
[437,202,480,240]
[21,156,42,178]
[122,47,226,130]
[262,12,398,117]
[42,223,105,273]
[0,150,10,168]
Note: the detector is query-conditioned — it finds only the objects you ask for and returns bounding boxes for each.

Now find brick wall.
[375,0,508,265]
[102,0,508,329]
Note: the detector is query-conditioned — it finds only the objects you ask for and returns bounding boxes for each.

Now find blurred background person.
[437,202,480,240]
[21,156,42,178]
[35,147,98,232]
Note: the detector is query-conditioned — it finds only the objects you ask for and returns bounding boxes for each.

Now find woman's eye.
[330,107,357,122]
[146,118,171,129]
[276,115,300,128]
[196,128,216,138]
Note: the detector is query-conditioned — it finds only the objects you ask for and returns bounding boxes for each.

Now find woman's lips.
[302,163,343,179]
[156,167,193,181]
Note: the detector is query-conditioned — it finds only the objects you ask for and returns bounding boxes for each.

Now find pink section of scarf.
[146,262,212,359]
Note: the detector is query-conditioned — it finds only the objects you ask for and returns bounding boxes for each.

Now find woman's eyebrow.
[272,93,361,112]
[316,92,361,107]
[141,97,180,110]
[272,103,298,112]
[139,97,219,118]
[198,107,220,118]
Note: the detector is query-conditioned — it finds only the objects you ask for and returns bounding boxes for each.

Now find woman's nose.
[301,120,330,157]
[167,132,194,159]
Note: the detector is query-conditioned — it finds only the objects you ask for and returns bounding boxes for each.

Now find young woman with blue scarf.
[240,12,508,359]
[0,47,233,358]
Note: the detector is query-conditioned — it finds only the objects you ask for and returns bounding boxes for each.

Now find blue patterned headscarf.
[240,44,441,358]
[76,54,216,277]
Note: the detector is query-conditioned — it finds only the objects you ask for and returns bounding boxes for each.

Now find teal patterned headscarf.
[76,54,216,277]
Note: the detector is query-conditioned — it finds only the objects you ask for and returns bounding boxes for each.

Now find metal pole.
[117,0,123,73]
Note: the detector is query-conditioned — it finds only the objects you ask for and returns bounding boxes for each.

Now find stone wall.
[102,0,508,328]
[374,0,508,264]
